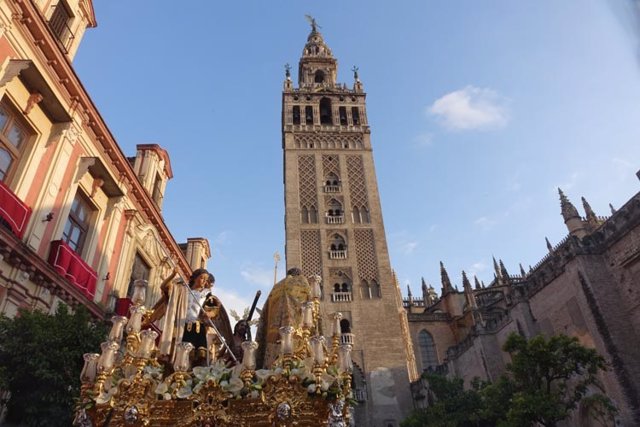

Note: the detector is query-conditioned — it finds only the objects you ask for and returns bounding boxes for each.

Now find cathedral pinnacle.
[421,277,428,291]
[462,271,472,293]
[609,203,617,214]
[499,260,510,284]
[581,196,598,224]
[546,237,553,252]
[558,188,580,221]
[440,261,453,296]
[493,256,501,279]
[474,275,482,290]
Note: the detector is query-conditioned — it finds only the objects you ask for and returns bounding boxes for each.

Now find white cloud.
[468,261,488,276]
[428,86,509,131]
[555,172,580,192]
[474,216,497,231]
[240,264,285,289]
[412,132,433,147]
[401,241,419,255]
[215,287,257,338]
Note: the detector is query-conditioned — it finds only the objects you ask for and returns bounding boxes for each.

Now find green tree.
[0,304,107,426]
[401,333,616,427]
[501,333,614,427]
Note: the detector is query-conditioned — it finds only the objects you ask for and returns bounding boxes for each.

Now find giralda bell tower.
[282,20,415,426]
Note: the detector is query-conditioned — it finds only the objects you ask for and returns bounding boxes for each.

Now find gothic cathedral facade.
[282,25,417,426]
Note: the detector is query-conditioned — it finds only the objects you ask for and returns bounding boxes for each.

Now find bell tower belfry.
[282,18,415,426]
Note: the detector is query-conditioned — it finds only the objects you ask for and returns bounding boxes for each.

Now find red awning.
[48,240,98,299]
[0,180,32,239]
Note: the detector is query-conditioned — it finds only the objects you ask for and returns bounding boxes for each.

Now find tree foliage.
[401,333,617,427]
[0,304,107,426]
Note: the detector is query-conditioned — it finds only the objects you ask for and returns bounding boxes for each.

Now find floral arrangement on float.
[73,277,354,427]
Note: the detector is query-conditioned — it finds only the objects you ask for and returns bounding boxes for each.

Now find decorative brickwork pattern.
[322,154,340,178]
[300,230,322,276]
[346,155,369,210]
[298,155,318,210]
[355,229,378,282]
[294,133,363,150]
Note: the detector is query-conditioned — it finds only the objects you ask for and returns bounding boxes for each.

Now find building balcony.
[323,185,341,193]
[48,240,97,299]
[329,250,347,260]
[331,291,352,302]
[326,215,344,224]
[0,179,32,239]
[340,332,355,345]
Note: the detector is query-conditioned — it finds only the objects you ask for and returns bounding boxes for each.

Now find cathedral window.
[418,330,438,371]
[372,280,382,298]
[314,70,325,83]
[351,107,360,125]
[309,206,318,223]
[340,319,351,333]
[320,98,332,125]
[352,206,360,224]
[292,106,301,125]
[305,106,314,125]
[301,206,309,224]
[339,107,348,126]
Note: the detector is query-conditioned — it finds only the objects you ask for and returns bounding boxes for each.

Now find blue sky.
[74,1,640,316]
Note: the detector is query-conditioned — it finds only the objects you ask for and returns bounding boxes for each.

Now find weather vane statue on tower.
[305,14,320,32]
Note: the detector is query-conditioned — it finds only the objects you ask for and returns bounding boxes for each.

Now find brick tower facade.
[282,21,416,426]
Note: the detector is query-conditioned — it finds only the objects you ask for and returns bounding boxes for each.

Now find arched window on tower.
[418,330,438,372]
[305,106,314,125]
[362,207,370,223]
[326,199,344,224]
[352,206,361,224]
[339,107,348,126]
[309,206,318,224]
[320,98,332,125]
[351,107,360,125]
[301,206,309,224]
[372,280,381,298]
[314,70,325,83]
[361,280,371,299]
[292,106,301,125]
[324,172,340,193]
[328,234,347,259]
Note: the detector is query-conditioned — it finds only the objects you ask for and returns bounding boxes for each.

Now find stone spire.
[440,261,453,296]
[559,188,580,220]
[462,271,477,309]
[519,263,527,277]
[559,188,587,238]
[474,275,482,290]
[407,284,413,306]
[499,260,511,285]
[609,203,617,214]
[546,237,553,252]
[493,256,501,280]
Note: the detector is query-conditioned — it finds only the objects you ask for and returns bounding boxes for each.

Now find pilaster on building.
[282,22,415,426]
[0,0,209,322]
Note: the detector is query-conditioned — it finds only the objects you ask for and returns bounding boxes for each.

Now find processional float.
[74,271,354,426]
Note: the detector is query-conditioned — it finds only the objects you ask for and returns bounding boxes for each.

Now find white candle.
[338,344,353,373]
[331,312,343,337]
[80,353,100,382]
[279,326,295,354]
[108,315,128,343]
[173,342,194,372]
[131,280,147,305]
[310,336,325,365]
[241,341,259,370]
[126,306,146,334]
[137,329,158,358]
[302,302,314,328]
[98,341,120,372]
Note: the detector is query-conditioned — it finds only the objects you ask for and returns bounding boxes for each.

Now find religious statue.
[255,267,312,367]
[146,268,233,366]
[305,15,320,32]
